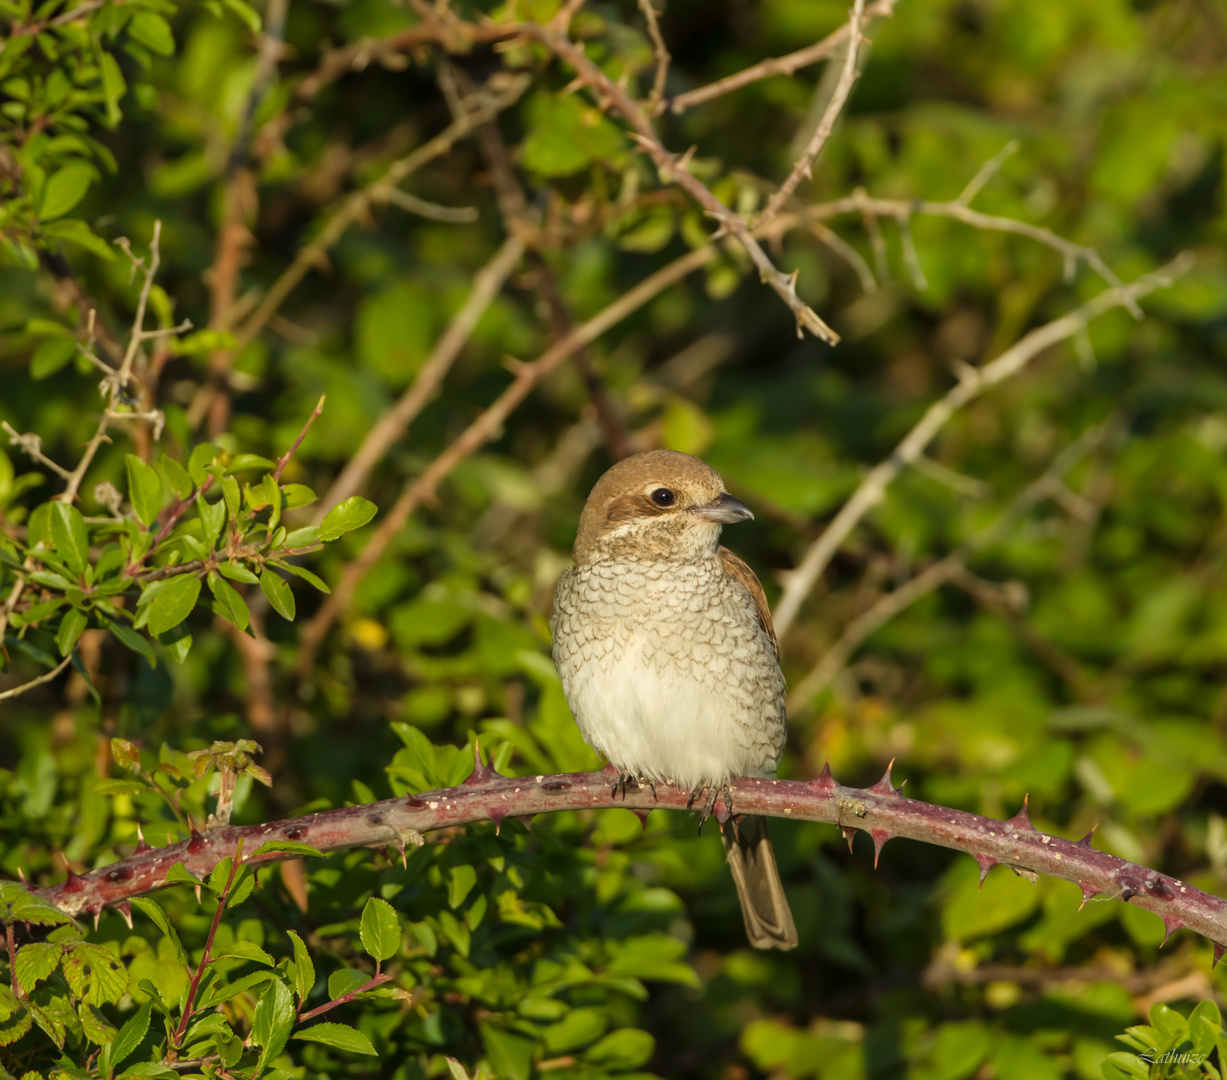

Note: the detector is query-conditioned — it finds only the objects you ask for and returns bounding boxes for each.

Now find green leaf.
[217,561,259,584]
[287,930,315,1005]
[111,1000,152,1070]
[146,575,201,636]
[281,484,316,509]
[294,1022,377,1055]
[480,1024,535,1080]
[260,570,296,620]
[448,864,477,909]
[161,455,194,499]
[14,942,61,991]
[0,882,71,926]
[62,942,129,1005]
[359,896,399,963]
[40,161,93,219]
[50,500,89,574]
[126,454,164,527]
[208,571,250,631]
[127,11,174,54]
[30,337,77,379]
[585,1028,655,1069]
[188,443,218,485]
[251,978,294,1070]
[318,496,377,542]
[276,561,330,592]
[281,527,321,549]
[197,493,225,550]
[56,606,87,657]
[104,616,157,667]
[129,897,187,963]
[212,940,275,967]
[165,862,202,886]
[99,50,126,127]
[226,454,276,473]
[252,839,324,858]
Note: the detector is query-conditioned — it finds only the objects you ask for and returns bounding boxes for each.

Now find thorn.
[16,867,26,883]
[405,794,426,809]
[1077,824,1098,848]
[517,815,533,834]
[974,853,997,890]
[62,855,84,893]
[1215,943,1226,968]
[1004,795,1036,832]
[187,828,206,854]
[633,809,651,834]
[193,884,202,905]
[468,738,501,786]
[1160,916,1184,948]
[867,759,899,796]
[810,761,837,790]
[93,908,102,931]
[489,807,508,835]
[713,798,732,830]
[134,823,152,853]
[841,826,856,853]
[1077,882,1099,911]
[871,829,890,868]
[117,901,133,930]
[675,144,698,172]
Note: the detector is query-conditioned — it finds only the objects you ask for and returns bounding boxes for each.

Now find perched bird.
[551,449,797,950]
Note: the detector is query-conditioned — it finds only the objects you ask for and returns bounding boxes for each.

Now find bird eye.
[650,487,675,507]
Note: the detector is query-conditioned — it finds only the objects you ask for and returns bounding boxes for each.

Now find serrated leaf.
[252,840,323,858]
[252,978,294,1069]
[359,896,399,963]
[146,575,201,636]
[14,942,61,991]
[129,898,188,963]
[126,454,164,527]
[166,862,201,886]
[287,930,314,1005]
[111,1000,152,1070]
[50,500,89,574]
[212,940,274,967]
[207,572,250,631]
[293,1022,377,1055]
[56,606,87,657]
[62,942,129,1005]
[260,570,295,620]
[318,497,376,542]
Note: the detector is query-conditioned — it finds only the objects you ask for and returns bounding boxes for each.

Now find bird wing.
[718,547,779,658]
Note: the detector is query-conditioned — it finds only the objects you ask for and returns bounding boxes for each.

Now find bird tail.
[722,815,798,950]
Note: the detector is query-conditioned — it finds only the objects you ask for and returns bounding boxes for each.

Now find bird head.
[572,449,753,564]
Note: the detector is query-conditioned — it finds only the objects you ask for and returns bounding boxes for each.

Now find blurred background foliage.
[3,0,1227,1075]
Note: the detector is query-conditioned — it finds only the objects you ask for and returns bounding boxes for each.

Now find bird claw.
[690,783,733,834]
[611,773,658,801]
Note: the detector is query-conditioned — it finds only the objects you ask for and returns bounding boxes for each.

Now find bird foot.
[611,773,658,800]
[689,783,733,834]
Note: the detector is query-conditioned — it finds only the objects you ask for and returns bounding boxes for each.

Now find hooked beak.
[692,492,754,524]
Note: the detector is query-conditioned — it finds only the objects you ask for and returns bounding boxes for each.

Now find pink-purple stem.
[31,760,1227,962]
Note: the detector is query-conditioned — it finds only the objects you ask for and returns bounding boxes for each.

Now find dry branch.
[34,761,1227,963]
[770,255,1192,639]
[666,0,897,114]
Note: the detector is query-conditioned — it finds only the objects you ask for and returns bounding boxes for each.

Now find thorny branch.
[759,0,866,224]
[32,760,1227,964]
[770,254,1193,639]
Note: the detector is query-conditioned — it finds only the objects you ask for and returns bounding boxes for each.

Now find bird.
[551,449,797,950]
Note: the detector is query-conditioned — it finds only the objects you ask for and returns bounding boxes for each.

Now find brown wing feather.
[718,546,779,657]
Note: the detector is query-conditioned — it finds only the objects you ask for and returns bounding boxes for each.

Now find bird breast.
[551,557,786,790]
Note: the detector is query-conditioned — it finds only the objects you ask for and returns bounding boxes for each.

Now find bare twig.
[233,74,530,350]
[787,425,1109,710]
[36,763,1227,963]
[637,0,671,114]
[384,189,479,223]
[807,190,1143,317]
[771,255,1192,638]
[958,140,1020,207]
[274,394,326,483]
[297,243,720,671]
[509,20,839,343]
[2,421,72,480]
[316,236,525,516]
[759,0,865,224]
[0,653,73,704]
[666,0,897,114]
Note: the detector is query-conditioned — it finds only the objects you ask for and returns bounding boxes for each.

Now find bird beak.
[693,492,754,523]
